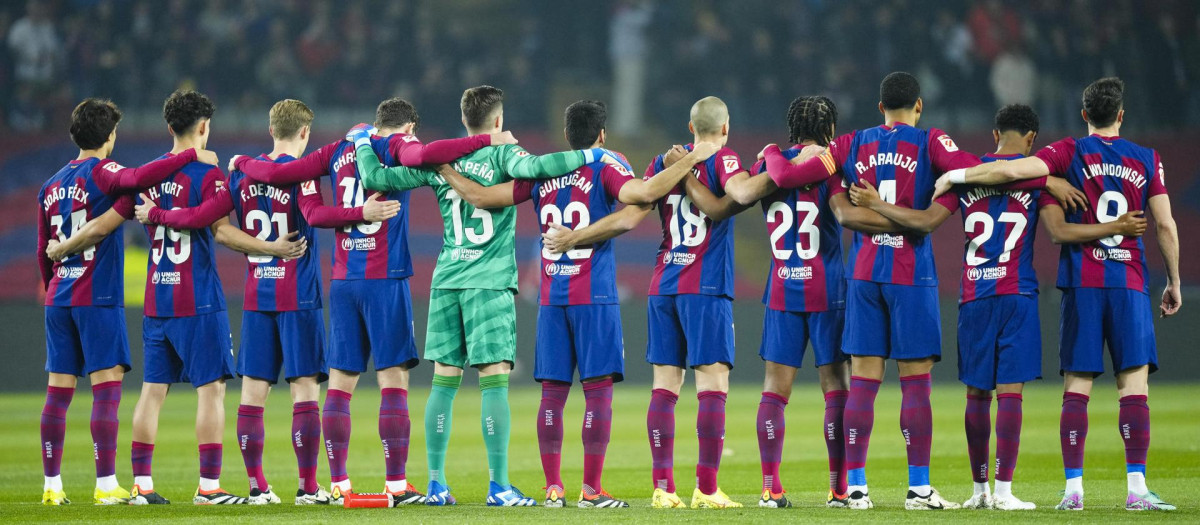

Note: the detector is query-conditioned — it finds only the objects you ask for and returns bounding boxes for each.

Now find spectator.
[609,0,652,135]
[989,44,1036,107]
[7,1,60,86]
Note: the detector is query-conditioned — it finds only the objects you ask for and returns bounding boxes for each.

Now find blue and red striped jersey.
[1035,135,1167,293]
[751,145,844,312]
[832,124,980,286]
[140,154,227,317]
[235,132,491,281]
[38,158,135,307]
[512,155,635,306]
[942,153,1044,304]
[647,145,743,298]
[229,154,323,311]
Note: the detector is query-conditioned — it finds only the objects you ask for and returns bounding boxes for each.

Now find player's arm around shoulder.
[355,137,429,192]
[849,179,954,234]
[212,216,307,260]
[828,181,904,235]
[620,143,721,205]
[437,164,516,209]
[542,204,653,256]
[44,198,132,261]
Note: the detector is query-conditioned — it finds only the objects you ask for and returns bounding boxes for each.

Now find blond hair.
[269,99,314,140]
[690,96,728,136]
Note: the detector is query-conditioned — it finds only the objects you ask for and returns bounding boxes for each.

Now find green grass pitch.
[1,381,1196,523]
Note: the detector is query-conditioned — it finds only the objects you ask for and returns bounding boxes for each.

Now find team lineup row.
[36,71,1179,511]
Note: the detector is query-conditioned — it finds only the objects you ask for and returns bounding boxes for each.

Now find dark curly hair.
[70,98,122,150]
[1082,77,1124,128]
[786,96,838,146]
[376,97,420,131]
[162,89,215,135]
[994,104,1039,135]
[880,71,920,111]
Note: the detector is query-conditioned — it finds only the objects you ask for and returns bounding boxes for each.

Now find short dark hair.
[564,100,606,150]
[1082,77,1124,128]
[461,85,503,129]
[162,89,215,135]
[375,98,420,131]
[880,71,921,111]
[786,96,838,146]
[70,98,122,150]
[994,104,1039,135]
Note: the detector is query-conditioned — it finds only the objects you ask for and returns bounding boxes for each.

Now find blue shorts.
[646,294,735,369]
[535,304,625,383]
[1060,288,1157,376]
[842,280,941,361]
[45,306,132,377]
[143,311,235,387]
[238,309,328,384]
[759,308,847,368]
[957,295,1042,390]
[329,278,419,373]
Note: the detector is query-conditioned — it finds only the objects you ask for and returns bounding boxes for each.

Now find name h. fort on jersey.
[142,155,227,318]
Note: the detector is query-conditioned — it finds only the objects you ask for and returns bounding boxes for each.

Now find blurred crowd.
[2,0,1198,136]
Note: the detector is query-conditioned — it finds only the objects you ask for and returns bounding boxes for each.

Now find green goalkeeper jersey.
[356,142,594,291]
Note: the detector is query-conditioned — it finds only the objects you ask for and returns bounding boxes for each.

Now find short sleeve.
[201,167,229,200]
[715,149,744,187]
[750,158,766,175]
[642,158,660,181]
[827,133,855,168]
[829,176,849,196]
[112,194,136,219]
[600,164,636,200]
[1037,191,1060,209]
[512,180,535,205]
[1148,151,1167,197]
[927,128,982,173]
[933,191,959,214]
[1033,137,1076,176]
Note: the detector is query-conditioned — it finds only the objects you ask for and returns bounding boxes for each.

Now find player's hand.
[195,148,220,167]
[489,130,518,145]
[795,144,826,164]
[345,123,377,145]
[268,231,307,261]
[134,193,158,224]
[757,144,777,160]
[45,239,65,261]
[541,222,577,255]
[1113,210,1148,238]
[1161,282,1182,318]
[689,141,721,162]
[932,173,954,200]
[848,180,882,209]
[361,192,401,222]
[227,154,246,173]
[662,145,688,167]
[1045,176,1088,213]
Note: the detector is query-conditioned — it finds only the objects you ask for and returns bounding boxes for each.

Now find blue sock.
[908,466,930,488]
[1065,468,1083,480]
[1126,464,1146,475]
[848,468,867,487]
